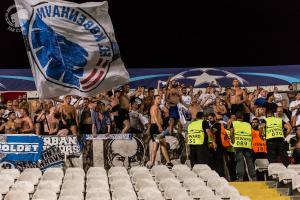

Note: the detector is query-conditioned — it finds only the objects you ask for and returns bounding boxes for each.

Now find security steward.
[187,112,214,168]
[261,110,292,166]
[230,112,256,181]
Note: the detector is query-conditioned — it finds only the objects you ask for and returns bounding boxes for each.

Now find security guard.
[230,112,256,181]
[187,112,214,168]
[262,110,292,166]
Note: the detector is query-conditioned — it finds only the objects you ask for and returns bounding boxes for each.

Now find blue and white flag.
[14,0,129,99]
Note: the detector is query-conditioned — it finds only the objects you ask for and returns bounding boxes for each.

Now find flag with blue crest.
[14,0,129,99]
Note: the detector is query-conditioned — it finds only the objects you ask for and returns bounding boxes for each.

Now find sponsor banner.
[85,134,132,140]
[42,136,81,157]
[0,134,43,162]
[12,146,64,172]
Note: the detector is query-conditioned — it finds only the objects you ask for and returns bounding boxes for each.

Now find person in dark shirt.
[207,113,225,177]
[287,84,297,102]
[262,92,277,115]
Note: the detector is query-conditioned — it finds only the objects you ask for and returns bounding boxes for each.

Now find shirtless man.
[166,83,181,134]
[59,95,77,135]
[147,95,173,169]
[19,108,34,133]
[189,97,203,120]
[229,79,247,115]
[0,112,18,134]
[44,107,59,135]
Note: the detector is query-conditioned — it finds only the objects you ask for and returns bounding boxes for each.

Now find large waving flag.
[14,0,129,99]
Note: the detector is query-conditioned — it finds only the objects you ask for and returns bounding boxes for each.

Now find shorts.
[231,104,244,115]
[150,124,164,141]
[169,106,180,120]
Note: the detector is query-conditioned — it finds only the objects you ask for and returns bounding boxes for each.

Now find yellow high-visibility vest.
[265,117,284,140]
[232,121,252,149]
[187,120,205,145]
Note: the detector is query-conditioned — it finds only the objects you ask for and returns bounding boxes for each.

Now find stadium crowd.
[1,78,300,181]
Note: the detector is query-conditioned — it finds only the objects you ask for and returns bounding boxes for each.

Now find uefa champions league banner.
[14,0,129,99]
[0,134,43,162]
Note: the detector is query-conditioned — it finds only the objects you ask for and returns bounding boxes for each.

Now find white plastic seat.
[207,177,228,190]
[108,167,127,176]
[129,166,149,176]
[4,190,29,200]
[23,168,42,179]
[86,191,110,200]
[198,170,219,181]
[176,171,197,182]
[87,167,106,174]
[150,166,169,176]
[63,173,85,182]
[58,196,82,200]
[32,189,57,200]
[132,173,153,184]
[86,197,110,200]
[154,171,175,183]
[61,181,84,192]
[0,181,10,194]
[172,197,193,200]
[110,180,134,192]
[137,188,163,200]
[189,186,214,199]
[164,187,189,200]
[37,180,61,193]
[11,181,34,193]
[60,189,83,200]
[44,168,64,177]
[42,172,63,185]
[292,175,300,190]
[192,164,211,174]
[112,188,137,200]
[268,163,286,179]
[66,168,85,174]
[87,171,107,179]
[255,159,269,172]
[172,164,190,172]
[86,180,109,190]
[278,169,298,184]
[0,174,14,187]
[215,185,240,199]
[182,177,205,191]
[109,174,130,183]
[158,178,181,191]
[135,179,157,192]
[85,187,110,194]
[0,169,20,179]
[18,172,40,185]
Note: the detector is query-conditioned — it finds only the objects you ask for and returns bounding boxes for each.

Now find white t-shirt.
[198,93,215,107]
[181,95,191,106]
[289,100,300,116]
[274,93,283,103]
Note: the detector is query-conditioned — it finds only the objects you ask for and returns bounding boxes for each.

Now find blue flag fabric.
[0,134,43,162]
[14,0,129,99]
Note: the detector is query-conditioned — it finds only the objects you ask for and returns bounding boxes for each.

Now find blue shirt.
[91,110,111,134]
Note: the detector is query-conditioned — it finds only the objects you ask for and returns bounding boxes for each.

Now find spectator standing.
[292,125,300,164]
[290,92,300,117]
[262,92,277,114]
[230,112,256,181]
[262,110,292,166]
[273,87,283,104]
[187,112,212,168]
[92,101,111,136]
[287,84,297,102]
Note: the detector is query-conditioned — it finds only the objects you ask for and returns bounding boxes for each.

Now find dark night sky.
[2,0,300,69]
